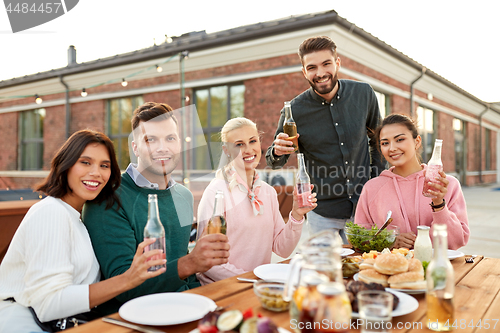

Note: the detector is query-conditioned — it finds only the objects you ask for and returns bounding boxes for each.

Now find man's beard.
[307,72,339,95]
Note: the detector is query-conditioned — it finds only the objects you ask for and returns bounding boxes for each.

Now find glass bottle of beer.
[423,139,443,198]
[283,101,298,152]
[207,190,226,235]
[143,194,166,272]
[426,224,454,331]
[296,153,313,208]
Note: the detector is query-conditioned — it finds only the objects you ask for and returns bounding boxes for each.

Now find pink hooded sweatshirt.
[354,165,469,250]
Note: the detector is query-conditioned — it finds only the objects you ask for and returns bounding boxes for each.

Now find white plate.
[341,248,355,257]
[351,289,419,318]
[353,273,426,295]
[254,263,290,282]
[189,328,291,333]
[448,249,464,260]
[119,293,217,326]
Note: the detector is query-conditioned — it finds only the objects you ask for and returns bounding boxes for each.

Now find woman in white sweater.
[0,130,166,332]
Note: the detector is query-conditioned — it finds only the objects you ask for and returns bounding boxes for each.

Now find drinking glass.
[357,290,393,333]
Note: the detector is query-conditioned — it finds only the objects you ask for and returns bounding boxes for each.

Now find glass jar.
[414,226,432,263]
[313,282,351,332]
[284,230,343,333]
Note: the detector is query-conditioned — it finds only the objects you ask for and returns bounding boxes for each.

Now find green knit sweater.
[82,172,199,314]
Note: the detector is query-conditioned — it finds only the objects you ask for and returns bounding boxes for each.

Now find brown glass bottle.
[283,101,298,152]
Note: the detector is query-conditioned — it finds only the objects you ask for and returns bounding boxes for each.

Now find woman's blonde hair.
[220,117,258,143]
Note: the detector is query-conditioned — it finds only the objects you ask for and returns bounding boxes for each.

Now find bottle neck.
[284,105,294,122]
[297,154,310,183]
[432,226,448,259]
[148,197,160,221]
[212,195,224,217]
[418,228,430,238]
[429,142,443,165]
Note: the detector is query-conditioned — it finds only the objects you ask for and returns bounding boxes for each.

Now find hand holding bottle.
[179,230,230,277]
[423,169,449,207]
[273,132,299,156]
[291,184,317,220]
[123,238,166,289]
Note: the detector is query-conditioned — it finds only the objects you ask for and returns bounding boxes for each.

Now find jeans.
[307,210,351,244]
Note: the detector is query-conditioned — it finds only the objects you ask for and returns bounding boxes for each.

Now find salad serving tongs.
[361,210,393,246]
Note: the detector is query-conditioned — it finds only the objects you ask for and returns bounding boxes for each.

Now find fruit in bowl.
[253,280,289,312]
[344,221,399,253]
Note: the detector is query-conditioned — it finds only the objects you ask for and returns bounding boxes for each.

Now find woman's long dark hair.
[36,129,121,209]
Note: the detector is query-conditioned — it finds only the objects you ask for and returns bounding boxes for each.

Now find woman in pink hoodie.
[355,114,469,250]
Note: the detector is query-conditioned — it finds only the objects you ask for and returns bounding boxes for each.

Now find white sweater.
[0,197,99,325]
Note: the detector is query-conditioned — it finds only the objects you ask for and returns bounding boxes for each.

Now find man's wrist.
[177,254,195,280]
[272,147,283,161]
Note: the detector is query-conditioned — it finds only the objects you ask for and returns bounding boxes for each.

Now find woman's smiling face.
[224,125,261,175]
[379,123,421,168]
[62,143,111,212]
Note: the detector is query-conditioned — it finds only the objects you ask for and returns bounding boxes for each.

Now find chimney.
[68,45,77,66]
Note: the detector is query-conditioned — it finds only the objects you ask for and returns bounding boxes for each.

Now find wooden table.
[67,255,500,333]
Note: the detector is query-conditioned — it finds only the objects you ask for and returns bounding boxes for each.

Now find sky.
[1,0,499,103]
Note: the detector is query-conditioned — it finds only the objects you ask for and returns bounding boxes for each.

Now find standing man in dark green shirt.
[83,102,230,314]
[266,36,384,242]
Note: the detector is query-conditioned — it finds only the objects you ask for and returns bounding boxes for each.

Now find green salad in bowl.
[344,221,399,253]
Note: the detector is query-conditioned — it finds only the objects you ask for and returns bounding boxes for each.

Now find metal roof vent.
[68,45,77,66]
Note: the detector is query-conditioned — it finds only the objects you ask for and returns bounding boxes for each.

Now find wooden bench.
[0,200,39,263]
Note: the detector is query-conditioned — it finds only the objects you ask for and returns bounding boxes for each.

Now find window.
[107,96,144,169]
[19,108,45,170]
[374,91,389,117]
[417,106,436,162]
[453,118,466,183]
[193,84,245,170]
[485,128,491,170]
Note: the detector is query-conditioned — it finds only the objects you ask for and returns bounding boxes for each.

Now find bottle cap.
[417,226,430,230]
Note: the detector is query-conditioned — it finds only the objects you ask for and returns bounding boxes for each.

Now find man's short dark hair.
[131,102,177,131]
[298,36,338,64]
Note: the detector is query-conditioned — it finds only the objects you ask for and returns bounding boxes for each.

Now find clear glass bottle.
[314,282,351,332]
[414,226,433,264]
[143,194,166,272]
[207,190,226,235]
[426,224,454,331]
[423,139,443,198]
[296,153,313,208]
[283,101,298,152]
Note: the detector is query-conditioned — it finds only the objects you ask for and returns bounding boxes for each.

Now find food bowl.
[344,222,399,253]
[253,280,289,312]
[342,257,361,278]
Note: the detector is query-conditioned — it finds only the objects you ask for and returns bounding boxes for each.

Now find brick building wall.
[0,51,498,189]
[0,112,18,170]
